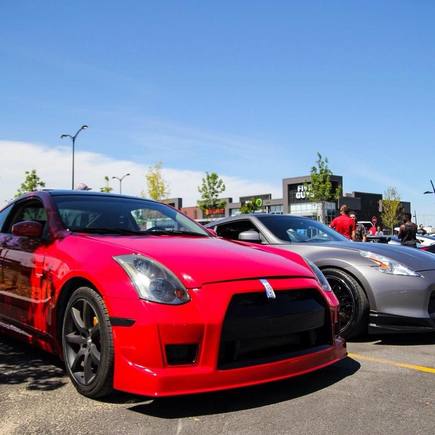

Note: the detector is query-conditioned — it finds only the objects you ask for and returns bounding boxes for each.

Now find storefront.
[165,174,410,225]
[282,175,343,222]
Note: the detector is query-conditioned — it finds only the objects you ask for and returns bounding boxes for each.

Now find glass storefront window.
[268,205,283,214]
[290,201,336,221]
[290,202,319,219]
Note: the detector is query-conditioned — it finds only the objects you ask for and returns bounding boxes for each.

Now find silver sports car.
[207,214,435,338]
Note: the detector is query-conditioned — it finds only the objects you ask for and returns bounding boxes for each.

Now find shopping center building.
[163,174,411,224]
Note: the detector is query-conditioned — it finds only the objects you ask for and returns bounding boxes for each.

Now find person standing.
[330,205,356,240]
[350,212,366,242]
[398,213,418,248]
[368,224,377,236]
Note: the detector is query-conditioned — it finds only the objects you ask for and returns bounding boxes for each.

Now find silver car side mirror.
[238,230,261,242]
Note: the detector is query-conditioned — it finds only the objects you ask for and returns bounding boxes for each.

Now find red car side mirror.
[11,220,43,238]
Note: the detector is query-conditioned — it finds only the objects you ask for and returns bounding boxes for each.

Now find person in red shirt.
[330,204,356,240]
[368,225,377,236]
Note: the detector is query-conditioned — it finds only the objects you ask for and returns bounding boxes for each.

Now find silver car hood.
[356,243,435,271]
[279,241,435,272]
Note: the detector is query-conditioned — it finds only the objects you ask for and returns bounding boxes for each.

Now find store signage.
[204,208,225,216]
[240,194,271,205]
[295,184,313,200]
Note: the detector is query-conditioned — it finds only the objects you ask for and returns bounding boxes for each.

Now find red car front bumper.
[109,278,347,397]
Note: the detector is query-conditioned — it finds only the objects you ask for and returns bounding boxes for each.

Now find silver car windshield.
[257,215,347,243]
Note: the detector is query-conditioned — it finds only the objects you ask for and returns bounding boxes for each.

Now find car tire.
[62,286,114,398]
[322,268,369,339]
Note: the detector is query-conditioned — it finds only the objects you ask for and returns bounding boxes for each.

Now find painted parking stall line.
[349,352,435,374]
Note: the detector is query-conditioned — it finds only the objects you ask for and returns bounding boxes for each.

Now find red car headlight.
[114,254,190,305]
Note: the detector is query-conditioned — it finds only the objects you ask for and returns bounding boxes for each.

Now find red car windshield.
[52,195,209,236]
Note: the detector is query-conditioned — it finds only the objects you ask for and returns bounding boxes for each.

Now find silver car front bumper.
[367,269,435,333]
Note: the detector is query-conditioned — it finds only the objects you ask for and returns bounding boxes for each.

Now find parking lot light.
[112,173,130,194]
[60,124,89,190]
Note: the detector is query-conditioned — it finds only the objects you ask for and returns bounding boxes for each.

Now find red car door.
[0,204,14,326]
[0,199,50,337]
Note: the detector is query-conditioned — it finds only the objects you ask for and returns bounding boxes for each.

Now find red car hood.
[83,235,313,288]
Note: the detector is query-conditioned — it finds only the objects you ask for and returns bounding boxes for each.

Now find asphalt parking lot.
[1,334,434,435]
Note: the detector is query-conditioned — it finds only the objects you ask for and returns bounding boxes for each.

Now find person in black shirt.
[398,213,418,247]
[350,212,366,242]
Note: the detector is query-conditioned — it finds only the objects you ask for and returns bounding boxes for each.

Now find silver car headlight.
[114,254,190,304]
[305,259,332,292]
[359,251,422,277]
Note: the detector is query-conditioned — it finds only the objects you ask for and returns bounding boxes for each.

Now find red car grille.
[218,289,332,369]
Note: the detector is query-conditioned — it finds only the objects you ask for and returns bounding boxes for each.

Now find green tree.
[307,153,341,222]
[100,176,113,193]
[15,169,46,197]
[240,197,263,214]
[146,162,170,200]
[381,186,401,233]
[308,153,341,202]
[197,172,226,212]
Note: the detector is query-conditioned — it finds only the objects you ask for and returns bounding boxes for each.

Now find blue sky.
[1,1,435,222]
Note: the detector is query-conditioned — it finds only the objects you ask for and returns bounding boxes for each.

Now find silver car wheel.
[322,268,369,339]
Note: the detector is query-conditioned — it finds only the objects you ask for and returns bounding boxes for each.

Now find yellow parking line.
[348,352,435,374]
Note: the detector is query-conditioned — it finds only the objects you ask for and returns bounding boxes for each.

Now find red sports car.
[0,191,346,398]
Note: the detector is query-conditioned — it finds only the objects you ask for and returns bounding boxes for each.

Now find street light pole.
[112,173,130,194]
[60,125,88,189]
[423,179,435,196]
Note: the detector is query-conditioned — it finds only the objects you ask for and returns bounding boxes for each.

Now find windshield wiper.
[142,228,207,237]
[72,227,143,235]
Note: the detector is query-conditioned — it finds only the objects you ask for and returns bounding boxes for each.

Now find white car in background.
[390,228,435,248]
[359,221,375,232]
[416,234,435,248]
[388,234,435,254]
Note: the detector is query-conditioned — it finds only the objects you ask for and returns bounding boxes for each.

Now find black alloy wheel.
[327,275,356,333]
[62,287,114,398]
[322,268,369,339]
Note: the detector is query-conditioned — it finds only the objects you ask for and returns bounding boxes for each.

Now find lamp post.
[423,179,435,196]
[112,173,130,194]
[60,125,88,189]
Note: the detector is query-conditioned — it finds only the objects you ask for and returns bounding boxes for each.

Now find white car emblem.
[260,279,276,299]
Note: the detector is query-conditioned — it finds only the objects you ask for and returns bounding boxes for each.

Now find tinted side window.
[215,220,258,240]
[6,201,47,233]
[0,205,13,232]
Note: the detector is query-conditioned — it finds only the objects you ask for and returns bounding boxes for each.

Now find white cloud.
[0,140,280,207]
